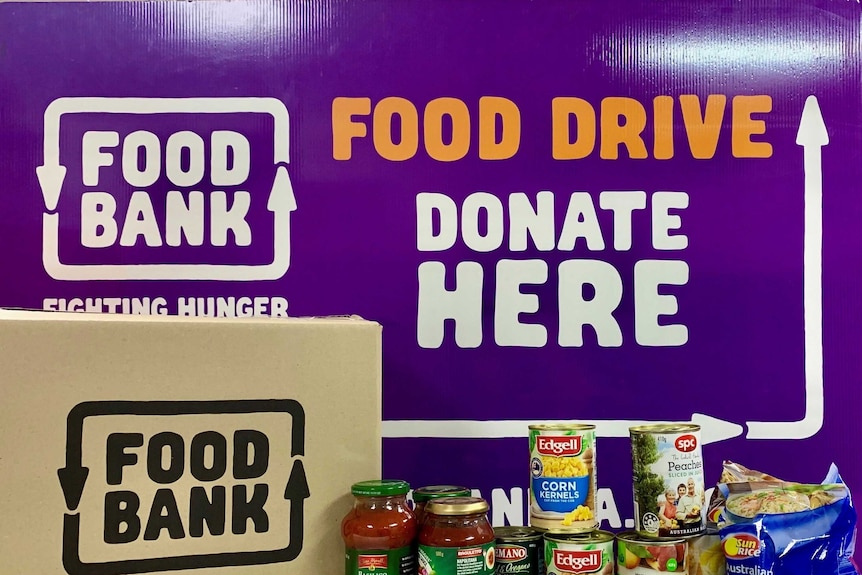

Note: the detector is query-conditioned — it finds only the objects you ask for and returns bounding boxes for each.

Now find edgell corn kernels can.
[495,526,545,575]
[630,424,704,538]
[544,531,614,575]
[616,531,689,575]
[529,424,597,532]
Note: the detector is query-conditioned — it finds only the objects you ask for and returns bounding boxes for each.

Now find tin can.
[529,424,597,532]
[544,530,614,575]
[495,526,545,575]
[616,531,688,575]
[630,424,704,538]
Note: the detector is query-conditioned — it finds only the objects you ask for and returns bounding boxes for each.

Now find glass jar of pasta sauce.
[342,480,417,575]
[413,485,472,525]
[419,497,496,575]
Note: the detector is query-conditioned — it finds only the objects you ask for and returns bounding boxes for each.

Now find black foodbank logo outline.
[58,399,308,575]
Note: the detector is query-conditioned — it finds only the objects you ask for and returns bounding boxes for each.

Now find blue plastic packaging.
[718,464,858,575]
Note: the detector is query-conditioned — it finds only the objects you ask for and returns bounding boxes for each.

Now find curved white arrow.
[745,95,827,440]
[386,98,827,446]
[38,97,295,281]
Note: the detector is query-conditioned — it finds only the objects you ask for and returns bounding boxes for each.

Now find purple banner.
[0,0,859,557]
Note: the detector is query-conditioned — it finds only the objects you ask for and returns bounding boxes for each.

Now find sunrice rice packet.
[718,464,858,575]
[706,461,788,530]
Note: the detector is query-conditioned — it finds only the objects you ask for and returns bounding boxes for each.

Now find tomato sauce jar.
[412,485,471,525]
[342,480,417,575]
[418,496,496,575]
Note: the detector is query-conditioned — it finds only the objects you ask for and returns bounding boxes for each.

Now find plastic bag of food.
[688,531,725,575]
[706,460,789,530]
[718,463,858,575]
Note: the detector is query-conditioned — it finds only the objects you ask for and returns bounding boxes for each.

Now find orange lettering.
[552,97,596,160]
[479,96,521,160]
[424,98,471,162]
[600,97,648,160]
[373,97,419,161]
[680,95,726,159]
[732,95,772,158]
[332,97,371,160]
[653,96,674,160]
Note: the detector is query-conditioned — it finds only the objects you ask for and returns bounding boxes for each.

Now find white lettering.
[210,191,252,247]
[462,192,504,252]
[652,191,689,250]
[491,488,524,526]
[558,260,623,347]
[81,192,118,248]
[82,131,119,186]
[417,192,458,251]
[417,261,483,349]
[599,191,647,251]
[165,131,205,187]
[558,192,605,251]
[494,259,548,347]
[165,191,204,247]
[122,131,161,188]
[120,191,162,247]
[634,260,689,346]
[596,488,622,528]
[210,131,251,186]
[508,191,555,251]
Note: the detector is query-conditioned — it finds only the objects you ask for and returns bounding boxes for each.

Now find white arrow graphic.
[385,99,828,447]
[383,413,743,445]
[267,164,298,276]
[38,97,294,281]
[745,95,827,440]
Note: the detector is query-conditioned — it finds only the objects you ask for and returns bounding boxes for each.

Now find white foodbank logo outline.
[37,97,297,281]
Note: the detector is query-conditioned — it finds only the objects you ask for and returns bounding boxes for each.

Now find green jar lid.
[351,480,410,497]
[413,485,472,503]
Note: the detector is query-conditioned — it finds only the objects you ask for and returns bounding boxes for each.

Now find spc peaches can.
[630,424,705,538]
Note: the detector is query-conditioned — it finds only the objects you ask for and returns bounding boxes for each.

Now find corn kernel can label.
[630,424,704,538]
[529,424,597,532]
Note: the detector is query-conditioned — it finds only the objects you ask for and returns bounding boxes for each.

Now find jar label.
[418,543,495,575]
[346,546,416,575]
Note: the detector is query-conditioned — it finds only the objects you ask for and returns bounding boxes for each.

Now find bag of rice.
[718,464,858,575]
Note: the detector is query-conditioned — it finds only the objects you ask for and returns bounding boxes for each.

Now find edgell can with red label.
[544,531,614,575]
[630,425,704,538]
[529,425,597,532]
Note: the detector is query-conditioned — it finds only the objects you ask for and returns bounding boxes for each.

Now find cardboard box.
[0,310,382,574]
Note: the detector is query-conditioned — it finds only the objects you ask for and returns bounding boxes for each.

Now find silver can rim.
[616,530,689,545]
[529,423,597,432]
[629,423,701,434]
[495,526,544,542]
[544,529,615,544]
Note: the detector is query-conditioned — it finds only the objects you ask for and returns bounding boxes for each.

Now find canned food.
[630,424,704,537]
[529,424,597,532]
[495,526,545,575]
[616,531,688,575]
[544,530,613,575]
